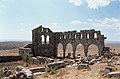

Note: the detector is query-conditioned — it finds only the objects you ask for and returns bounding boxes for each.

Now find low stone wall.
[0,56,22,62]
[19,47,31,61]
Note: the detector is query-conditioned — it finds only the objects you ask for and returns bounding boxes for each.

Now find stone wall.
[0,56,21,62]
[19,47,32,61]
[31,25,106,58]
[32,26,55,57]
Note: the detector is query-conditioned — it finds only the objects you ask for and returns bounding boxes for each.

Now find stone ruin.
[4,25,118,79]
[19,25,110,60]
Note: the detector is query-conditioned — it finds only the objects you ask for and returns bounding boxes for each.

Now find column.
[44,35,47,44]
[73,45,76,59]
[63,48,66,58]
[84,46,88,57]
[73,49,76,59]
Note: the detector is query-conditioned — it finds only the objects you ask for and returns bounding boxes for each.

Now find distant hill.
[105,41,120,44]
[0,41,31,50]
[0,40,120,50]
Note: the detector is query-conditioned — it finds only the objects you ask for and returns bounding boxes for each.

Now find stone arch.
[75,34,77,38]
[81,34,83,39]
[88,44,99,56]
[87,33,90,39]
[65,43,73,58]
[41,28,43,32]
[75,43,84,57]
[46,35,50,44]
[41,35,45,44]
[64,35,67,39]
[94,33,97,38]
[57,35,61,39]
[57,43,63,58]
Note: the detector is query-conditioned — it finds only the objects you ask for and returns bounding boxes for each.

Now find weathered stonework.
[31,25,106,58]
[19,44,32,61]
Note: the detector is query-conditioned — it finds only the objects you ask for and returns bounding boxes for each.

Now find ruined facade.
[31,25,106,58]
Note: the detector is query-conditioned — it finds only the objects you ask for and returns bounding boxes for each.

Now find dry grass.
[0,49,19,56]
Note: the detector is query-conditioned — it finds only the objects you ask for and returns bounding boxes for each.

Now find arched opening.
[46,35,50,44]
[57,43,63,57]
[94,33,97,38]
[59,35,61,39]
[87,34,89,39]
[75,34,76,38]
[41,28,43,32]
[65,43,73,58]
[46,29,48,32]
[64,35,67,39]
[41,35,45,44]
[76,44,84,57]
[69,34,71,39]
[81,34,82,39]
[88,44,98,56]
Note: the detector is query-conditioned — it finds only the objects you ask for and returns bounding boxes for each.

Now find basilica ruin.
[20,25,110,59]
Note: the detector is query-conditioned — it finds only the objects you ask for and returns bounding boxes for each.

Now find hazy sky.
[0,0,120,41]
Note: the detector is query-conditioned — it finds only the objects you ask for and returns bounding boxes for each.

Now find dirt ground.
[35,63,120,79]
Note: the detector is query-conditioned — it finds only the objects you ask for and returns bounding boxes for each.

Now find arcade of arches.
[57,43,98,58]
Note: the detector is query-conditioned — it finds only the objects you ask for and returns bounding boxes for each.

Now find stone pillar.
[90,32,94,39]
[84,46,88,57]
[96,31,101,38]
[73,45,76,59]
[80,33,82,39]
[44,35,47,44]
[63,48,66,58]
[98,44,104,56]
[73,49,76,59]
[54,46,57,58]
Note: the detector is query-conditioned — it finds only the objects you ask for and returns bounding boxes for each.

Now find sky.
[0,0,120,41]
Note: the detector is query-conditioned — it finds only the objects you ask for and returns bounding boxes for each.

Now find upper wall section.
[54,29,106,46]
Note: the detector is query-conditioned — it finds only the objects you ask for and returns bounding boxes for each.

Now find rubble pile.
[47,61,65,72]
[2,60,66,79]
[99,57,120,78]
[3,66,32,79]
[29,56,54,65]
[77,63,90,70]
